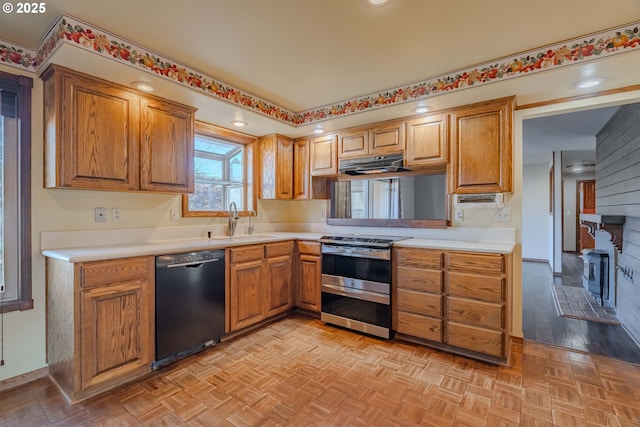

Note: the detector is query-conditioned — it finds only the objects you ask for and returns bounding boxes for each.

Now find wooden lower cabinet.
[265,255,293,317]
[47,256,154,403]
[228,242,294,332]
[295,241,322,313]
[80,279,152,389]
[394,248,444,342]
[229,259,266,331]
[394,247,510,362]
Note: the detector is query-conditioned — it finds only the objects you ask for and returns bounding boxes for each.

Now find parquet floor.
[2,314,640,426]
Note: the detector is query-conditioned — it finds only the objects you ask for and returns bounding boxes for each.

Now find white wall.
[522,162,551,261]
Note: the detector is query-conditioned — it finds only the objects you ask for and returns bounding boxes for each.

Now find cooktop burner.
[319,235,410,248]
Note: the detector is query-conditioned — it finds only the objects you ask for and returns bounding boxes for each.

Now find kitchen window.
[0,71,33,313]
[182,122,256,217]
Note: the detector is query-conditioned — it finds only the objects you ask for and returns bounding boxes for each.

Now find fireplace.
[583,250,609,305]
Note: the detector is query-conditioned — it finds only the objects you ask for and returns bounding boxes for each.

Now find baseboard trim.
[522,258,548,263]
[511,336,524,345]
[0,366,49,393]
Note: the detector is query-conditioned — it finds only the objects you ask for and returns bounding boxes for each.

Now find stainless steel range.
[319,235,409,339]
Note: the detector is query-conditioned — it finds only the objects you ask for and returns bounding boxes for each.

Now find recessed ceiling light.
[415,105,430,114]
[131,81,154,92]
[574,78,603,89]
[231,120,248,127]
[362,0,393,7]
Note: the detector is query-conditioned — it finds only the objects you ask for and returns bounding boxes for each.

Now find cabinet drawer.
[80,257,151,288]
[397,289,441,318]
[397,267,442,293]
[447,252,503,275]
[396,311,442,342]
[395,248,443,269]
[448,272,504,303]
[229,245,264,264]
[447,297,503,330]
[265,241,293,258]
[447,322,504,357]
[297,241,320,256]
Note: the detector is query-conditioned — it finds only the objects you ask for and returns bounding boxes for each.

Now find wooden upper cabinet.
[310,133,338,176]
[41,64,196,194]
[140,97,194,193]
[259,134,294,200]
[293,138,310,199]
[369,119,405,155]
[450,96,514,194]
[406,113,449,168]
[337,120,405,160]
[42,65,140,191]
[338,127,369,159]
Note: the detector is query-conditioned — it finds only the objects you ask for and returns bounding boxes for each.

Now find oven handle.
[322,283,390,305]
[321,245,390,260]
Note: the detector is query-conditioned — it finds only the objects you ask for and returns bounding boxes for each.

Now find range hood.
[338,153,409,176]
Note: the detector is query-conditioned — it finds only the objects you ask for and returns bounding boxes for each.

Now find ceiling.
[523,105,620,167]
[1,0,640,141]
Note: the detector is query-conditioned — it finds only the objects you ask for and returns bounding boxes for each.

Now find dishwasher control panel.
[156,250,223,268]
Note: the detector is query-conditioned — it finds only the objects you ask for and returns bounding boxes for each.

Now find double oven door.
[320,244,392,339]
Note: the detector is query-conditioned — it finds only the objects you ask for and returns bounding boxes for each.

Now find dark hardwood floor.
[522,256,640,364]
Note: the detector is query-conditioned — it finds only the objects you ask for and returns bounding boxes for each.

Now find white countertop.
[393,238,515,254]
[42,232,324,263]
[42,230,514,263]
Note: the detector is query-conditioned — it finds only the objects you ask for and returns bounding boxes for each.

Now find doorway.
[576,179,595,252]
[521,104,640,363]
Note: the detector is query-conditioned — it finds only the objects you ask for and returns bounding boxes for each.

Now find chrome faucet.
[248,210,257,235]
[228,202,238,236]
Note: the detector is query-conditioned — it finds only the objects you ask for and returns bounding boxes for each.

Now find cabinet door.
[293,138,310,199]
[140,97,195,193]
[265,255,293,317]
[259,134,277,199]
[406,114,448,168]
[80,279,152,390]
[338,128,369,159]
[276,136,294,199]
[369,120,405,155]
[310,134,338,176]
[261,135,295,200]
[229,260,265,331]
[297,254,321,312]
[450,97,514,193]
[52,71,140,190]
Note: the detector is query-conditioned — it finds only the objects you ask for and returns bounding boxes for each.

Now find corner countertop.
[42,232,324,263]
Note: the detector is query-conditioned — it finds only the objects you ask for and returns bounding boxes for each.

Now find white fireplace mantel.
[580,214,626,252]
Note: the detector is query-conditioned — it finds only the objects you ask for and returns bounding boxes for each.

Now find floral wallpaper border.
[1,15,639,126]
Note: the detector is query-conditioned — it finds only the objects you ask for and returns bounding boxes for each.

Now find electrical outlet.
[170,207,179,222]
[320,209,325,219]
[495,208,512,222]
[94,207,107,222]
[112,208,122,222]
[455,209,464,221]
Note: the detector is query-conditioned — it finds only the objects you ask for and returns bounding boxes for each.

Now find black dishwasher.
[154,249,225,369]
